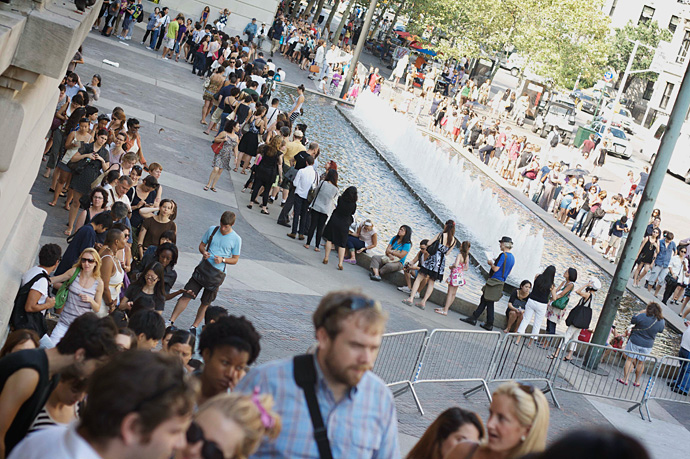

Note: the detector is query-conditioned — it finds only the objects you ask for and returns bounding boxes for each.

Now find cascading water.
[350,91,545,282]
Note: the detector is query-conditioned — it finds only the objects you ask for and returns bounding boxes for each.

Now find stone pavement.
[29,26,690,457]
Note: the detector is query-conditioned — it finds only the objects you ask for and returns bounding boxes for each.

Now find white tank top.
[100,254,124,312]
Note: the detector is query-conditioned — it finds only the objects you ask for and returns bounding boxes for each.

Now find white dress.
[100,254,124,315]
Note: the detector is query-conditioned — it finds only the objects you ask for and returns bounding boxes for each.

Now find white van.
[641,119,690,183]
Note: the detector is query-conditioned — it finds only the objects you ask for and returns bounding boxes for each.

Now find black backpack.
[10,272,50,337]
[549,131,560,147]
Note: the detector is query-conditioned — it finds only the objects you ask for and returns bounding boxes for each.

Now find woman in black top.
[126,175,159,230]
[249,137,283,213]
[504,280,532,333]
[120,261,166,312]
[517,266,556,338]
[322,186,357,270]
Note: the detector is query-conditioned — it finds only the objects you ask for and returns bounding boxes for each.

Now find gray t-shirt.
[629,313,665,348]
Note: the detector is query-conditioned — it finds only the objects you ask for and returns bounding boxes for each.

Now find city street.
[27,25,690,457]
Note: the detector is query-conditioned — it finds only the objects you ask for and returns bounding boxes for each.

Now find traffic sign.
[603,71,614,82]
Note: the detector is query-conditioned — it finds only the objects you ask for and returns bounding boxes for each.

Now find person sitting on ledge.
[369,225,412,281]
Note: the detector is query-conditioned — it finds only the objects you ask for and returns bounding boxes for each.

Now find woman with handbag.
[403,220,457,310]
[304,168,338,250]
[517,266,556,340]
[550,278,601,361]
[64,129,110,237]
[618,302,665,387]
[205,120,240,192]
[237,105,267,175]
[49,248,104,344]
[48,113,90,209]
[322,186,358,270]
[544,268,577,336]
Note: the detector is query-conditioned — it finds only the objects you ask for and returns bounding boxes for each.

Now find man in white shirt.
[13,244,62,339]
[9,351,196,459]
[265,98,281,128]
[154,7,170,51]
[250,69,266,95]
[287,154,317,240]
[312,40,326,80]
[104,175,133,209]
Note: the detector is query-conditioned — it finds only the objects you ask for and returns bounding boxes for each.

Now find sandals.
[210,188,217,192]
[203,186,209,191]
[414,302,426,310]
[563,357,573,362]
[547,355,556,360]
[632,382,641,387]
[322,259,328,265]
[434,309,447,316]
[247,204,253,209]
[401,299,413,306]
[337,264,343,271]
[617,378,628,386]
[261,209,270,215]
[314,248,320,252]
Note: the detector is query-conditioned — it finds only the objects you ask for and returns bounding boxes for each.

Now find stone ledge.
[0,10,26,77]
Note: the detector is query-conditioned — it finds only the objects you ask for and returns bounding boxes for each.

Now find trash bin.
[573,126,596,148]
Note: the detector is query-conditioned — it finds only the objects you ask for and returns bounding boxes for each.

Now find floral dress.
[419,240,451,281]
[212,134,238,171]
[447,262,467,287]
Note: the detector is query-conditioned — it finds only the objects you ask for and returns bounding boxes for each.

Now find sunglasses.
[319,296,382,326]
[186,421,224,459]
[81,258,96,264]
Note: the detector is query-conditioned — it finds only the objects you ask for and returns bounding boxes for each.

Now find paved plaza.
[31,26,690,457]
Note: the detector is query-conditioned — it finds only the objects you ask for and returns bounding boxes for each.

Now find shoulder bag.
[426,233,442,256]
[54,267,81,310]
[190,227,227,291]
[307,180,323,208]
[293,354,333,459]
[551,283,572,310]
[482,254,507,302]
[10,272,51,336]
[565,295,593,329]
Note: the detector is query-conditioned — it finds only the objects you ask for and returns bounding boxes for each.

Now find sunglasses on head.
[186,421,225,459]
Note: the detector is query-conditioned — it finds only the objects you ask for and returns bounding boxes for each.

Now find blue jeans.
[150,29,160,48]
[571,208,588,233]
[674,346,690,393]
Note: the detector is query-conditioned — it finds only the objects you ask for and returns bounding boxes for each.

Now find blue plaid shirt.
[235,354,400,458]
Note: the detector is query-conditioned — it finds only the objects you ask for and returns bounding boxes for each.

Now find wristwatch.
[222,257,225,263]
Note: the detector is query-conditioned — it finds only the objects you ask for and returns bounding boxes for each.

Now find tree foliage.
[607,20,673,83]
[402,0,611,88]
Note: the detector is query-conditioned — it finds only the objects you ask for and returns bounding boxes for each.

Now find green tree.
[607,20,673,90]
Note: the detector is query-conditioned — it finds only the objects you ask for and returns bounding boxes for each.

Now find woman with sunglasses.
[176,392,281,459]
[447,381,550,459]
[121,261,167,313]
[49,248,104,344]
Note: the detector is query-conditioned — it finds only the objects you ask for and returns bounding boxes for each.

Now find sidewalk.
[30,27,690,456]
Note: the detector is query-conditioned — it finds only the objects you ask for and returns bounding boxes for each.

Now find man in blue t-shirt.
[647,231,676,296]
[169,211,241,334]
[461,236,515,330]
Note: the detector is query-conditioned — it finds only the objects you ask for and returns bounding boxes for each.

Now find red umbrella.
[394,30,410,37]
[409,41,423,49]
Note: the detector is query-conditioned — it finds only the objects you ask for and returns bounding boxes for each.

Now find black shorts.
[183,276,219,305]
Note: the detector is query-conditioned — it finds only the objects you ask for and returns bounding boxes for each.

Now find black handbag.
[426,233,441,256]
[565,295,593,329]
[190,227,226,291]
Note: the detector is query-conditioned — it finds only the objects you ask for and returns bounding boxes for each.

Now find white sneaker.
[397,286,411,293]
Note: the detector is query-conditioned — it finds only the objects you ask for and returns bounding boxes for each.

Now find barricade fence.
[372,330,428,414]
[552,340,657,420]
[484,333,565,408]
[413,329,503,412]
[374,329,685,421]
[640,354,690,420]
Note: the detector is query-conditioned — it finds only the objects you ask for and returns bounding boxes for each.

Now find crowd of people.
[1,1,686,458]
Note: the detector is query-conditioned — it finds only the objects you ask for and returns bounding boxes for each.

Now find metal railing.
[485,333,565,407]
[635,354,690,421]
[551,340,658,420]
[372,330,428,414]
[413,329,503,412]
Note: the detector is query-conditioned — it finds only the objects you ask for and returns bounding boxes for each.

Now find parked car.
[533,101,577,142]
[575,94,598,114]
[591,121,631,159]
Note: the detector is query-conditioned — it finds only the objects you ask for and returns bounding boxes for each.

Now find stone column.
[0,0,101,334]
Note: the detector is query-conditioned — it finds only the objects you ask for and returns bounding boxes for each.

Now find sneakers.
[397,286,411,293]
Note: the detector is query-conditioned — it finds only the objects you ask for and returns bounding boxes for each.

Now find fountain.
[349,92,545,283]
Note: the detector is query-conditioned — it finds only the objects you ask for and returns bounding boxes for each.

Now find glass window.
[660,82,675,110]
[638,5,655,25]
[677,30,690,63]
[643,80,655,100]
[669,15,680,33]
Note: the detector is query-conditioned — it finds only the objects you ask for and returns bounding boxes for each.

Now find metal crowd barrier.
[634,354,690,422]
[413,329,503,412]
[479,333,564,408]
[372,330,428,415]
[551,340,658,419]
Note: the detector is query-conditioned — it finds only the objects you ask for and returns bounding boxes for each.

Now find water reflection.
[274,87,679,356]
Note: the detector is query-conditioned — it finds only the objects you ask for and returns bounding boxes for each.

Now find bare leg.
[634,360,644,385]
[170,296,192,323]
[417,279,435,309]
[405,274,426,304]
[323,241,332,263]
[443,285,459,313]
[65,191,82,235]
[210,169,223,189]
[504,310,516,333]
[337,247,345,269]
[192,303,209,328]
[621,357,634,383]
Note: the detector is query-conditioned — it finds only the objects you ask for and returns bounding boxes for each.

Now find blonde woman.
[447,381,550,459]
[177,392,281,459]
[49,248,103,343]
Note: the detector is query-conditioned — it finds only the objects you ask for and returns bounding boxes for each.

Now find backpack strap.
[293,354,333,459]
